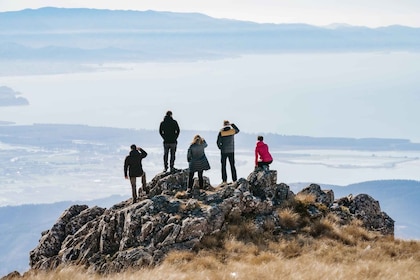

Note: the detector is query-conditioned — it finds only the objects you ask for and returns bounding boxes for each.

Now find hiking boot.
[218,181,227,187]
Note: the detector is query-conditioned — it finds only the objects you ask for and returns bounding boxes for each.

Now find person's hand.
[137,147,141,150]
[125,176,128,179]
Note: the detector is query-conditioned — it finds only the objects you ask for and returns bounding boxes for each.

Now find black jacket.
[159,116,180,144]
[124,148,147,177]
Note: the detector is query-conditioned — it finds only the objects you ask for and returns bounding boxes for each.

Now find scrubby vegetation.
[13,232,420,280]
[7,193,420,280]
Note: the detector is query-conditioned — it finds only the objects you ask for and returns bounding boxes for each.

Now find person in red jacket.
[255,135,273,171]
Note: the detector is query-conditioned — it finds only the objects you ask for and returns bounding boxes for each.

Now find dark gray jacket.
[216,123,240,154]
[187,140,210,172]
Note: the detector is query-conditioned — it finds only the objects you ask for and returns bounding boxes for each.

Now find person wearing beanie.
[216,120,240,185]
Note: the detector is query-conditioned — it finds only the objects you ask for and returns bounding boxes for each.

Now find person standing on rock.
[187,135,210,192]
[255,135,273,171]
[159,110,180,173]
[216,120,240,185]
[124,144,147,203]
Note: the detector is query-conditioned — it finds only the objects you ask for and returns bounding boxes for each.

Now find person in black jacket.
[159,110,180,173]
[124,144,147,203]
[216,120,240,185]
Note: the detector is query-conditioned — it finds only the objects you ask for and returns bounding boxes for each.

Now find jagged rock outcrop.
[331,193,394,235]
[299,183,394,235]
[29,169,394,273]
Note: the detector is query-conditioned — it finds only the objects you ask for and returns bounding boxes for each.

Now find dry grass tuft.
[245,251,278,265]
[185,254,221,271]
[224,238,260,258]
[279,239,304,258]
[226,219,269,246]
[308,216,336,237]
[289,193,317,218]
[196,233,224,249]
[262,216,276,232]
[163,250,196,266]
[278,208,300,230]
[340,219,377,242]
[294,193,316,205]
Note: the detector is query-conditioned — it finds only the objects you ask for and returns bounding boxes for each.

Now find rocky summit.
[29,169,394,273]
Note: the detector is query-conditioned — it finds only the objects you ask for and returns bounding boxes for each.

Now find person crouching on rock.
[124,144,147,203]
[255,135,273,171]
[187,135,210,192]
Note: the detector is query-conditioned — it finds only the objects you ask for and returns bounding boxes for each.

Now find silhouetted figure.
[255,135,273,171]
[159,110,180,172]
[187,135,210,191]
[124,144,147,203]
[216,120,240,185]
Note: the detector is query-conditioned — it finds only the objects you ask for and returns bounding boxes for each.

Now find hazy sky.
[1,0,420,27]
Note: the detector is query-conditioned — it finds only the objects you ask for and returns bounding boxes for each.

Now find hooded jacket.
[255,140,273,165]
[187,140,210,172]
[159,116,180,144]
[216,123,240,153]
[124,148,147,177]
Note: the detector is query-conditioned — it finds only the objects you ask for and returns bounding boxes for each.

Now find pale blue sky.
[1,0,420,27]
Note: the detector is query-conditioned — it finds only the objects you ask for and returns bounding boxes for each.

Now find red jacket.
[255,141,273,165]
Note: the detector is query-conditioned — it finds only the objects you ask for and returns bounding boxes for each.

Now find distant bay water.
[1,140,420,207]
[1,52,420,142]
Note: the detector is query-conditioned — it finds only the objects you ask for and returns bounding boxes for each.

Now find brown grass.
[18,236,420,280]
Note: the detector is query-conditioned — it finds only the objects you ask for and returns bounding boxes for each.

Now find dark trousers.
[188,170,204,189]
[257,160,273,168]
[221,152,237,182]
[163,143,177,170]
[129,173,146,202]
